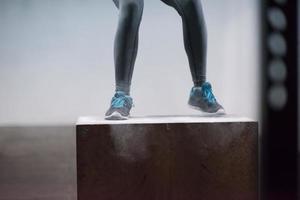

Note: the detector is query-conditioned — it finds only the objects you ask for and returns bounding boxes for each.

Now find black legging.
[113,0,207,94]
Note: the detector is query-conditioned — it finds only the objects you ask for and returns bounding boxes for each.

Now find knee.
[120,0,143,20]
[180,0,200,10]
[178,0,204,19]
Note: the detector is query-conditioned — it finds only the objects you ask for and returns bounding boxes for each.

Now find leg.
[105,0,143,120]
[162,0,207,86]
[113,0,144,94]
[162,0,224,114]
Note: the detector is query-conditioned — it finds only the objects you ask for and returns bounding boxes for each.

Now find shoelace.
[111,93,132,108]
[201,83,217,104]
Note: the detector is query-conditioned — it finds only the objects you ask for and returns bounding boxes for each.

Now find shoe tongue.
[115,91,126,97]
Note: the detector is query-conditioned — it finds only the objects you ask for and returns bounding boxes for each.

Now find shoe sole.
[105,111,129,120]
[189,104,226,116]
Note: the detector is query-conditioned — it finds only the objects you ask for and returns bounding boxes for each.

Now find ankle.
[193,80,206,87]
[116,84,130,95]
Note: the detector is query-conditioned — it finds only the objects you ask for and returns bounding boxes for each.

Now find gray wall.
[0,0,260,125]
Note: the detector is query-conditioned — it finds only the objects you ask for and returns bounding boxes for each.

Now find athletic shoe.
[105,91,133,120]
[188,82,225,114]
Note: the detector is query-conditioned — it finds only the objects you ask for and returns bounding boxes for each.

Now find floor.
[0,125,298,200]
[0,126,76,200]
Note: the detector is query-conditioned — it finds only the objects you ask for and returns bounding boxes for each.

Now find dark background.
[261,0,299,199]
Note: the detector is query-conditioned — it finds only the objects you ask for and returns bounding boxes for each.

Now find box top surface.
[77,115,256,125]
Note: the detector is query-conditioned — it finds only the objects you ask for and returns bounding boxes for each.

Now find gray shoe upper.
[105,82,223,119]
[188,82,224,113]
[105,92,133,117]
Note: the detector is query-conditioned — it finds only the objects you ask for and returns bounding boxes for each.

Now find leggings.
[113,0,207,94]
